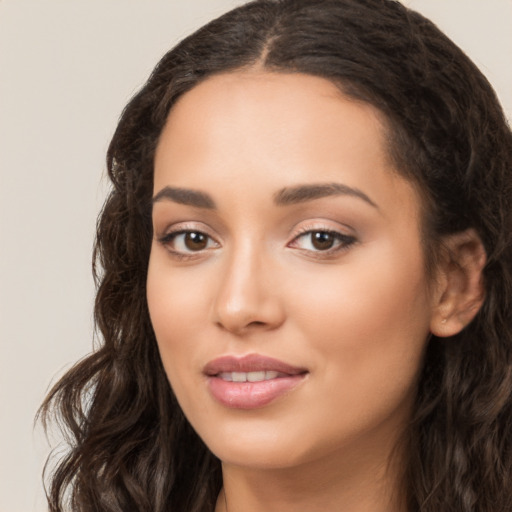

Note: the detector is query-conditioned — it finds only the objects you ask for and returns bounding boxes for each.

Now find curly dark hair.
[39,0,512,511]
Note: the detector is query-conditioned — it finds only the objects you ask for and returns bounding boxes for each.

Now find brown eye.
[159,229,218,255]
[311,231,336,250]
[289,228,356,255]
[184,232,208,251]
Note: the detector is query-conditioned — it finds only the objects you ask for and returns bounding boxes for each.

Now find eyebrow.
[273,183,378,209]
[152,186,216,209]
[151,182,378,210]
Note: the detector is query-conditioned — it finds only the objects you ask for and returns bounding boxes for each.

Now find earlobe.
[430,229,486,337]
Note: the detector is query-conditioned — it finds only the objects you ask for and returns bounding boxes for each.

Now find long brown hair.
[39,1,512,510]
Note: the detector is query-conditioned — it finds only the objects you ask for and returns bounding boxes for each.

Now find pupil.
[185,232,207,250]
[312,231,334,250]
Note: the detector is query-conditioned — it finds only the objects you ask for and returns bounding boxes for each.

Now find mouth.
[216,370,288,382]
[203,354,308,409]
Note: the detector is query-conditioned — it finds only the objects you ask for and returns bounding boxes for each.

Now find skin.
[146,71,467,512]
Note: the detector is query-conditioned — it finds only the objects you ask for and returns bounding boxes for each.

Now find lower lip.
[207,375,306,409]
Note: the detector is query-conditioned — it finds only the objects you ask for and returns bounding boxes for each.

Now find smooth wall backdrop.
[0,1,510,511]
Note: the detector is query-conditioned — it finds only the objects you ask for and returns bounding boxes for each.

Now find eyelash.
[157,228,219,260]
[157,225,357,260]
[289,226,357,257]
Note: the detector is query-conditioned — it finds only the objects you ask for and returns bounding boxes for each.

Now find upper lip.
[203,354,308,376]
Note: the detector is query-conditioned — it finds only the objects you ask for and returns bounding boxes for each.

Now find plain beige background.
[0,1,510,511]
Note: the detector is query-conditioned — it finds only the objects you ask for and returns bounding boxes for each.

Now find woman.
[40,0,512,511]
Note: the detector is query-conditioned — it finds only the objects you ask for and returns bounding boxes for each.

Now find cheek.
[146,252,210,386]
[290,239,432,393]
[275,245,432,456]
[147,243,216,327]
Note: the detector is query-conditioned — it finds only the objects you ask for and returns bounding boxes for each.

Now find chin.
[197,419,311,470]
[213,443,308,471]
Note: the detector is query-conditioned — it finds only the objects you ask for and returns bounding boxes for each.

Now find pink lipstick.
[204,354,308,409]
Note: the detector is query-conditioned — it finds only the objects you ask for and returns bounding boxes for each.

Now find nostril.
[215,319,272,335]
[248,321,266,327]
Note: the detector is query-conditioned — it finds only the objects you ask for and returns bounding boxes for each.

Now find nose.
[211,243,286,335]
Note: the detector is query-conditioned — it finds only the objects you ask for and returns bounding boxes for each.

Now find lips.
[204,354,308,409]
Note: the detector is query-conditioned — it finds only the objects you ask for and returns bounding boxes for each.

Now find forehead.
[156,72,388,176]
[159,71,387,148]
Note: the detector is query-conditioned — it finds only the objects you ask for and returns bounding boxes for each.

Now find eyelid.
[156,222,221,259]
[155,219,357,260]
[156,221,217,239]
[291,220,356,239]
[287,221,358,256]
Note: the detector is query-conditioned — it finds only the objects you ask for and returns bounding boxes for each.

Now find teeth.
[232,372,246,382]
[247,371,265,382]
[218,371,282,382]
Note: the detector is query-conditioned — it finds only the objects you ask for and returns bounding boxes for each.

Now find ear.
[430,229,486,337]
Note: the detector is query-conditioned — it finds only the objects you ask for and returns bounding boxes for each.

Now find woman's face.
[147,72,436,470]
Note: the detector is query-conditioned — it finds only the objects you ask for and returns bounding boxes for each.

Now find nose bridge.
[212,235,283,334]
